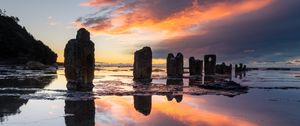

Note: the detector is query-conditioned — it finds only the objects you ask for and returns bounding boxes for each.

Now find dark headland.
[0,13,57,65]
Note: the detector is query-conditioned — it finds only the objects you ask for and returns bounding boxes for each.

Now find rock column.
[64,28,95,91]
[189,57,203,76]
[167,53,183,78]
[216,62,232,74]
[133,47,152,82]
[204,54,216,75]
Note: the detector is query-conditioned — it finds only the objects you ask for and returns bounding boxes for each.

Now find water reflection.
[64,100,95,126]
[133,95,152,116]
[0,76,56,122]
[235,71,246,79]
[166,78,183,103]
[91,96,258,126]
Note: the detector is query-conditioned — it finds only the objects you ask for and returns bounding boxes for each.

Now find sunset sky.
[1,0,300,67]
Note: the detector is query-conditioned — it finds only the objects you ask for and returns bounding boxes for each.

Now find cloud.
[80,0,120,7]
[151,0,300,66]
[76,0,300,66]
[47,16,58,26]
[77,0,272,38]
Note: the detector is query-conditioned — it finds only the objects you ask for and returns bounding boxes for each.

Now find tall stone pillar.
[189,57,203,76]
[64,28,95,91]
[204,54,216,75]
[133,47,152,82]
[167,53,183,78]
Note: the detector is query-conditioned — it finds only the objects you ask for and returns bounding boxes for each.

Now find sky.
[1,0,300,67]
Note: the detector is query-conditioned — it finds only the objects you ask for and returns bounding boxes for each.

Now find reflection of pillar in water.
[204,75,216,84]
[166,79,183,103]
[134,95,152,116]
[189,77,202,86]
[64,100,95,126]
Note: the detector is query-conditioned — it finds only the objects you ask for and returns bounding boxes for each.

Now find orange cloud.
[77,0,272,39]
[80,0,120,7]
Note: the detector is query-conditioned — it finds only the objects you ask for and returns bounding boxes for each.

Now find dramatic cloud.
[77,0,271,38]
[77,0,300,66]
[152,0,300,67]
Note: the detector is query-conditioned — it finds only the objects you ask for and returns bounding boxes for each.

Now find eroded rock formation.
[189,57,203,76]
[204,55,216,75]
[133,47,152,82]
[167,53,183,78]
[216,62,232,75]
[235,63,247,73]
[64,28,95,91]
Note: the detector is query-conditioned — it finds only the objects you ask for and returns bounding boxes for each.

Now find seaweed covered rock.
[64,28,95,91]
[0,14,57,65]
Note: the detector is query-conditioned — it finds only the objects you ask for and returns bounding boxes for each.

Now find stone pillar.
[189,57,203,76]
[189,57,196,75]
[64,28,95,91]
[167,53,183,78]
[216,62,232,75]
[204,54,216,75]
[133,47,152,82]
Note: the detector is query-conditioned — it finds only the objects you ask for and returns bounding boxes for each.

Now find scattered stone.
[167,53,183,78]
[133,47,152,83]
[204,55,216,75]
[64,28,95,91]
[189,57,203,76]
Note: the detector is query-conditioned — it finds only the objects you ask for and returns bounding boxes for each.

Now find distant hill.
[0,13,57,65]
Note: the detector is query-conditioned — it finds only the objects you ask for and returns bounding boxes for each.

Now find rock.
[235,63,247,73]
[64,28,95,91]
[0,14,57,65]
[167,53,183,78]
[216,62,232,74]
[133,47,152,83]
[204,54,216,75]
[189,57,203,76]
[26,61,46,70]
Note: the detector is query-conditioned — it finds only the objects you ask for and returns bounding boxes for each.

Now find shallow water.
[0,66,300,126]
